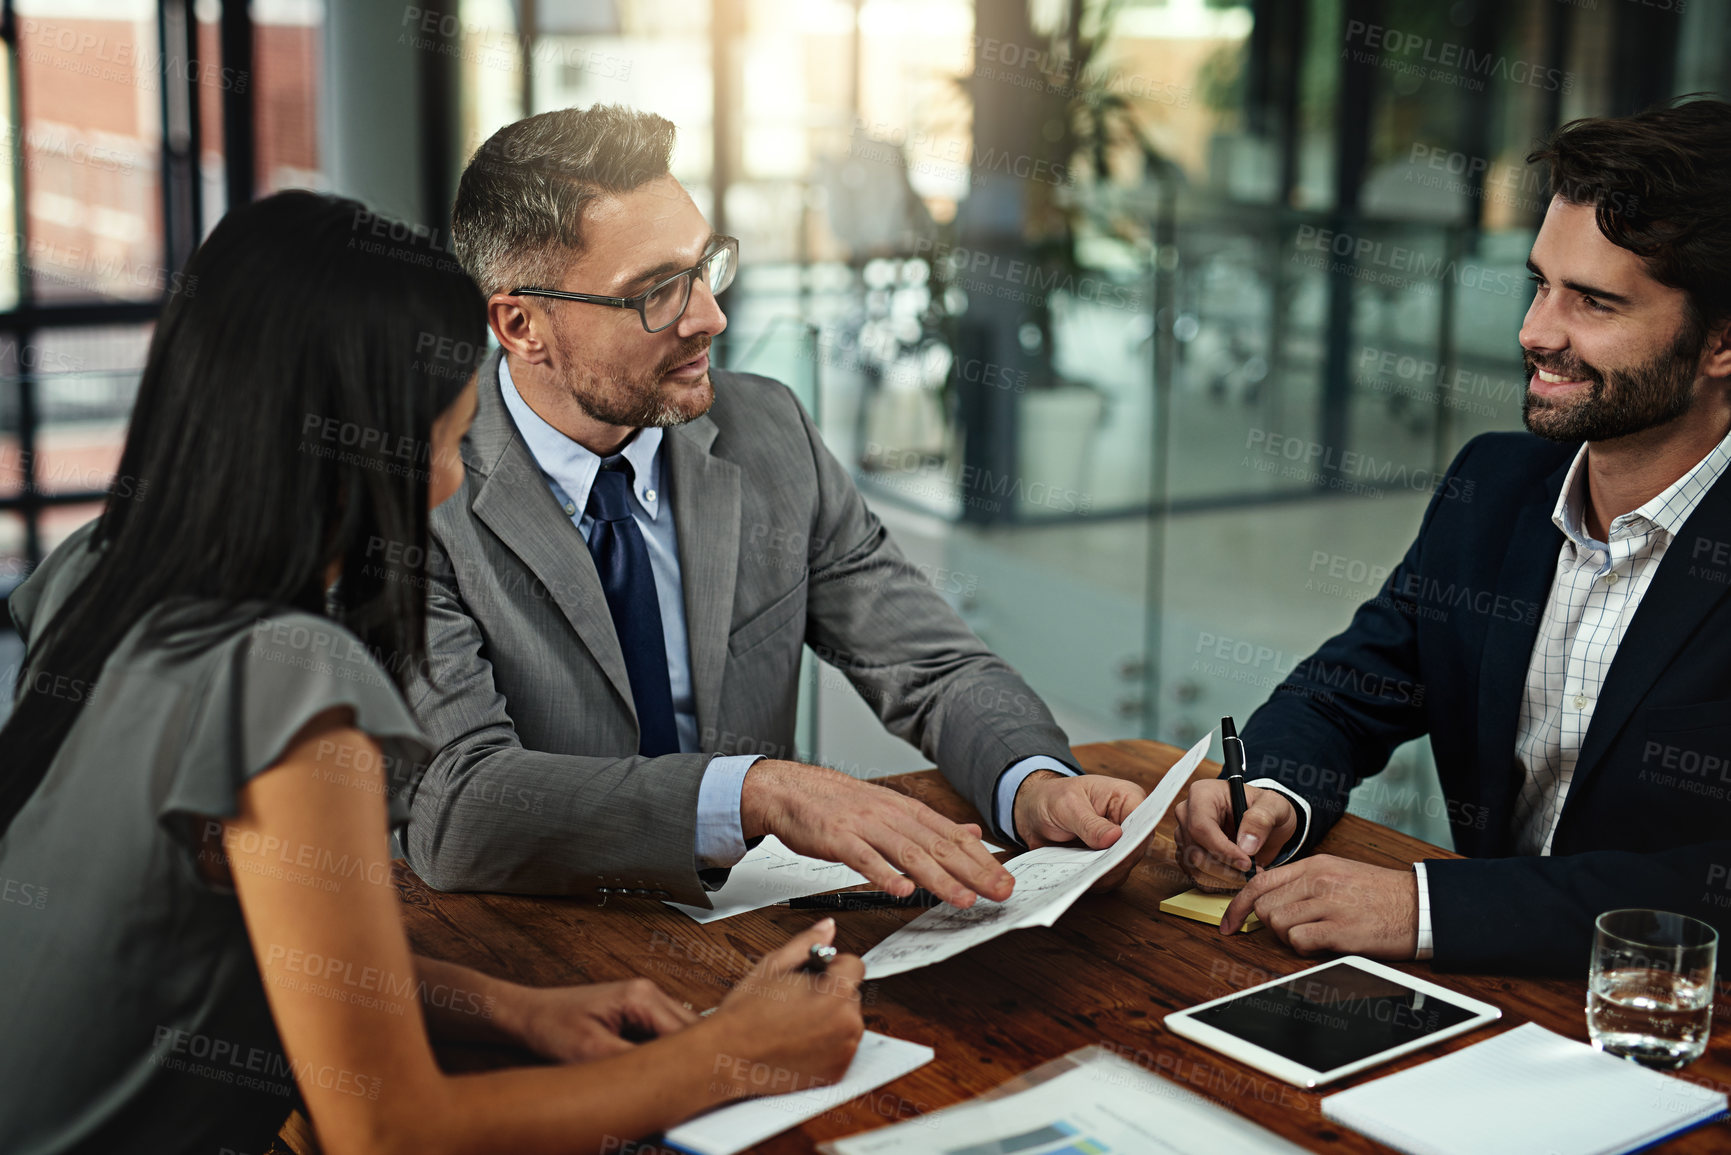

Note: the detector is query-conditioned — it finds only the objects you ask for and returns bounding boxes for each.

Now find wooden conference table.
[292,740,1731,1153]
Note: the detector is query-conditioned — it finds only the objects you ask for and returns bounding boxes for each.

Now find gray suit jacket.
[403,349,1074,904]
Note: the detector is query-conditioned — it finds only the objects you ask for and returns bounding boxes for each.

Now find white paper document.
[824,1047,1307,1154]
[666,836,871,923]
[1321,1022,1729,1155]
[668,836,1006,924]
[662,1030,935,1155]
[861,732,1212,979]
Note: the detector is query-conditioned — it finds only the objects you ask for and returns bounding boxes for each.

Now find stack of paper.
[1321,1022,1729,1155]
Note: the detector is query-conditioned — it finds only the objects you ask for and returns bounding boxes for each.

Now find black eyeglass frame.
[508,236,740,333]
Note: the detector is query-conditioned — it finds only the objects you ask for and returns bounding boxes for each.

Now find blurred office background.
[0,0,1723,846]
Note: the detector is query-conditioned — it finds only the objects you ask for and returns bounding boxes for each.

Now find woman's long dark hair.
[0,191,485,835]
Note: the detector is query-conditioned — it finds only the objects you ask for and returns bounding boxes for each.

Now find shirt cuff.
[1245,778,1311,866]
[695,754,763,870]
[994,757,1079,846]
[1412,861,1435,960]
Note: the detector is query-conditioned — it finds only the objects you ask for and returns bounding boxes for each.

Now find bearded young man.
[1174,97,1731,973]
[400,105,1154,908]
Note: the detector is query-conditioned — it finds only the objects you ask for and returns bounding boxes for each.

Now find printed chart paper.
[825,1047,1307,1154]
[861,733,1212,979]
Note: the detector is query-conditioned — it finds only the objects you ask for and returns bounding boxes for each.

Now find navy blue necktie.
[586,458,679,757]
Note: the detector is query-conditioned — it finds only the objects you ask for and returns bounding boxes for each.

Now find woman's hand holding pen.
[1174,781,1299,891]
[707,919,865,1098]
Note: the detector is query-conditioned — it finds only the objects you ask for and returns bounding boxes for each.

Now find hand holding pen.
[1169,716,1301,891]
[707,920,865,1098]
[1219,717,1254,881]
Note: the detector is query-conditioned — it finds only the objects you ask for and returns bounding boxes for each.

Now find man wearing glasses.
[404,105,1150,909]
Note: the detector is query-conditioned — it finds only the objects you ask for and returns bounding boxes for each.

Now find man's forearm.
[795,404,1074,834]
[815,640,1075,837]
[404,741,716,901]
[1239,703,1379,853]
[1424,843,1731,974]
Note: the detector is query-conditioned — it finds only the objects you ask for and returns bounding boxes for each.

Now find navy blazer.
[1242,431,1731,974]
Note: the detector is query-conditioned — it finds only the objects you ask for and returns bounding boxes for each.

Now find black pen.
[779,889,944,910]
[1218,716,1255,880]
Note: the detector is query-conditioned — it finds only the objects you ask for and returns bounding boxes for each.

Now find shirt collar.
[498,357,663,521]
[1552,446,1598,550]
[1552,428,1731,547]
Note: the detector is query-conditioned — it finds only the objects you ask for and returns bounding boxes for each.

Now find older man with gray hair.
[402,104,1149,909]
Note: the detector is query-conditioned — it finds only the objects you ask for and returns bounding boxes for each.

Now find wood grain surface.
[359,740,1731,1153]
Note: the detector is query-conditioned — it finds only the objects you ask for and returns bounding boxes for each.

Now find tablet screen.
[1187,961,1479,1074]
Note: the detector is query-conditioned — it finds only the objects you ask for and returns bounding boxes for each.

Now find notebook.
[1321,1022,1729,1155]
[662,1030,934,1155]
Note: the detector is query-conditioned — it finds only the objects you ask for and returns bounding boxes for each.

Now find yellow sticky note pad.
[1159,888,1263,933]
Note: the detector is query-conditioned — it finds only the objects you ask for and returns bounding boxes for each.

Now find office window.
[0,0,324,678]
[14,0,167,303]
[253,0,324,193]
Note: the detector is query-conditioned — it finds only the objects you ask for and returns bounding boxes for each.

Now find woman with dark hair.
[0,191,861,1155]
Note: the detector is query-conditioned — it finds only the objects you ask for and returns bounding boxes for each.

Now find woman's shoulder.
[9,519,101,644]
[108,604,431,834]
[151,605,426,760]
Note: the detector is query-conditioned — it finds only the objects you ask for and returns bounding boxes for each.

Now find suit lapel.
[1472,457,1570,849]
[666,410,741,745]
[1569,468,1731,797]
[466,350,635,714]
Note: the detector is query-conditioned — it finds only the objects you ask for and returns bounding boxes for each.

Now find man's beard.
[1522,316,1706,443]
[563,335,716,429]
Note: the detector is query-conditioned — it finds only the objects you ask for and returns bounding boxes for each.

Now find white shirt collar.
[1552,428,1731,548]
[498,356,663,521]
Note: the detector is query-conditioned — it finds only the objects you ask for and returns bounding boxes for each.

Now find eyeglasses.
[510,236,739,333]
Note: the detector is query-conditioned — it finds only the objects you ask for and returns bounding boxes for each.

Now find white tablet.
[1164,956,1501,1088]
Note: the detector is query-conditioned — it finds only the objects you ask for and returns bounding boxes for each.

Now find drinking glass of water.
[1588,908,1717,1069]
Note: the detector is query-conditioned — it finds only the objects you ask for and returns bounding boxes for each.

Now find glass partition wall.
[511,0,1719,840]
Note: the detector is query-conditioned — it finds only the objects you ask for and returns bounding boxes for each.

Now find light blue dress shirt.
[499,359,1072,865]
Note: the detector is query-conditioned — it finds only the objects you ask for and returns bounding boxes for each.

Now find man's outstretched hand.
[741,761,1013,907]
